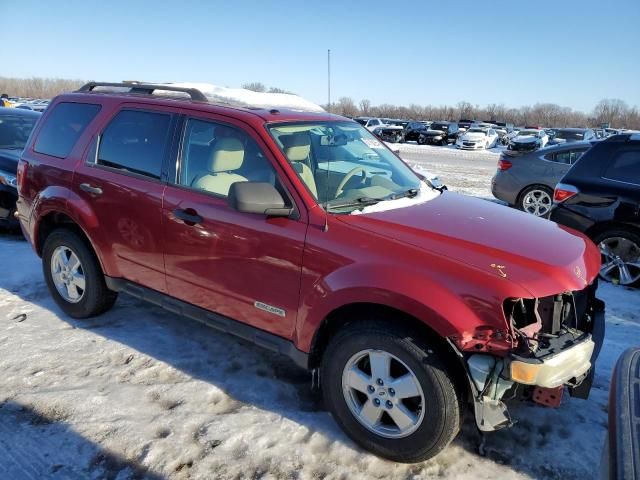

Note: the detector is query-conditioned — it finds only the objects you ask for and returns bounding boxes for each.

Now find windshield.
[430,123,449,131]
[0,114,38,149]
[467,128,486,134]
[554,130,584,140]
[518,130,539,136]
[268,121,421,213]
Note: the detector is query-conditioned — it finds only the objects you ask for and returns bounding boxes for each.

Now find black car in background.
[0,108,41,229]
[417,121,459,146]
[458,118,474,130]
[547,128,596,146]
[403,121,430,142]
[550,134,640,286]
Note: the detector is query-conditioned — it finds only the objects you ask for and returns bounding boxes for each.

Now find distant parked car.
[492,141,595,216]
[404,121,430,142]
[493,122,514,133]
[547,128,596,146]
[417,121,459,146]
[0,108,41,229]
[455,126,499,150]
[550,133,640,285]
[508,129,548,152]
[458,119,474,130]
[354,117,388,132]
[373,122,406,143]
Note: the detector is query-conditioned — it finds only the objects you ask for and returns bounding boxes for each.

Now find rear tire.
[42,228,117,318]
[321,321,461,463]
[519,185,553,217]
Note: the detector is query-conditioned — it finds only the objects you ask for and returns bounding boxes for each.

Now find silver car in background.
[491,141,596,216]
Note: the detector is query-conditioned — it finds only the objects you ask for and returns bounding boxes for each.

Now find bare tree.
[359,99,371,116]
[241,82,266,92]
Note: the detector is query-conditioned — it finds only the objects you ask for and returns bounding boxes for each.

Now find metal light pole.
[327,49,331,113]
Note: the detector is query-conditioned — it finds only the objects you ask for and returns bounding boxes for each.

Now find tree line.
[328,97,640,130]
[2,76,638,129]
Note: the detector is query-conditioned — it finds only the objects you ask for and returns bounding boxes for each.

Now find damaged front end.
[452,281,605,432]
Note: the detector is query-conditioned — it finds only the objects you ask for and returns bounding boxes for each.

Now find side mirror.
[227,182,293,217]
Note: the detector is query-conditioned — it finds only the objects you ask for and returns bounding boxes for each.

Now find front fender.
[295,261,513,354]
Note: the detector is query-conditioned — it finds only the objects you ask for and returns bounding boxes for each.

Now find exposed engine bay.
[457,282,605,432]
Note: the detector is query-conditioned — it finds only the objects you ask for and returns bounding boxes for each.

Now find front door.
[161,115,307,339]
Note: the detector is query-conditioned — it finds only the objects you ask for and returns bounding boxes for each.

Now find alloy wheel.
[50,245,86,303]
[599,237,640,285]
[342,349,425,439]
[522,189,552,216]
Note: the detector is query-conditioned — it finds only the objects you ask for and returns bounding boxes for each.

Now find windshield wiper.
[326,196,382,211]
[385,188,419,200]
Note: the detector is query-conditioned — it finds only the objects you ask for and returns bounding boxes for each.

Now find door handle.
[173,208,203,226]
[79,183,103,195]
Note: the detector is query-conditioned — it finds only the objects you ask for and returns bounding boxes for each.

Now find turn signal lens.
[510,361,541,385]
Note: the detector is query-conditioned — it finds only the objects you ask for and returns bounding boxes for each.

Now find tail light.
[498,159,512,170]
[553,183,578,203]
[16,161,27,191]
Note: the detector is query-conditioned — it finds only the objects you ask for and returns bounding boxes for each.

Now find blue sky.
[2,0,639,112]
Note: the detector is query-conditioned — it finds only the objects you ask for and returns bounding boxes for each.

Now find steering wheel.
[335,167,367,198]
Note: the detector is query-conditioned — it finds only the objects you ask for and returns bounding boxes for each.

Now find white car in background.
[508,128,549,152]
[455,126,499,150]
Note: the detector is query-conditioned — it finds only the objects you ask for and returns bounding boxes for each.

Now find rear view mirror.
[320,134,348,146]
[227,182,293,217]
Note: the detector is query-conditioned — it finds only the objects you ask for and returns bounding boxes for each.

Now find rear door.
[161,114,307,339]
[73,104,178,293]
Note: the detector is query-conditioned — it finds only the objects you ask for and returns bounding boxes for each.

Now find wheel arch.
[584,220,640,243]
[307,301,471,401]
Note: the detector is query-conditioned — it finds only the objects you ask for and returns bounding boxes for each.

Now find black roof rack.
[76,82,208,102]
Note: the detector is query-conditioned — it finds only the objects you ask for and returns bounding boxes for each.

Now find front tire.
[321,322,461,463]
[42,228,117,318]
[417,134,426,145]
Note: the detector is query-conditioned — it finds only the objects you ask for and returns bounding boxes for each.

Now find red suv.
[17,82,605,463]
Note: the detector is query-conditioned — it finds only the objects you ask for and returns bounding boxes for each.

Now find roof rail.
[76,82,208,102]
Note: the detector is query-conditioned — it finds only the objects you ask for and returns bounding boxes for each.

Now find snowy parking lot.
[1,144,639,480]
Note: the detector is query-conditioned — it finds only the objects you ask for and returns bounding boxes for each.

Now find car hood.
[0,148,20,174]
[461,133,486,141]
[512,135,537,143]
[424,129,446,136]
[339,192,600,297]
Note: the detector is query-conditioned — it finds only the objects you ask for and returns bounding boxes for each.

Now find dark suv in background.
[417,121,459,146]
[551,134,640,286]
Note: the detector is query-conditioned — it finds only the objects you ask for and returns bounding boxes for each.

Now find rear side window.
[603,149,640,185]
[97,110,171,179]
[34,102,101,158]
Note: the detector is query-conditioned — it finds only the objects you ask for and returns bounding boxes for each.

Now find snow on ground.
[1,145,639,479]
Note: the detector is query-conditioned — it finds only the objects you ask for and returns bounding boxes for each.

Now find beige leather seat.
[193,137,247,196]
[280,132,318,198]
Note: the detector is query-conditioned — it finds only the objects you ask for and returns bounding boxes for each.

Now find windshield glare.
[0,115,38,149]
[269,121,422,212]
